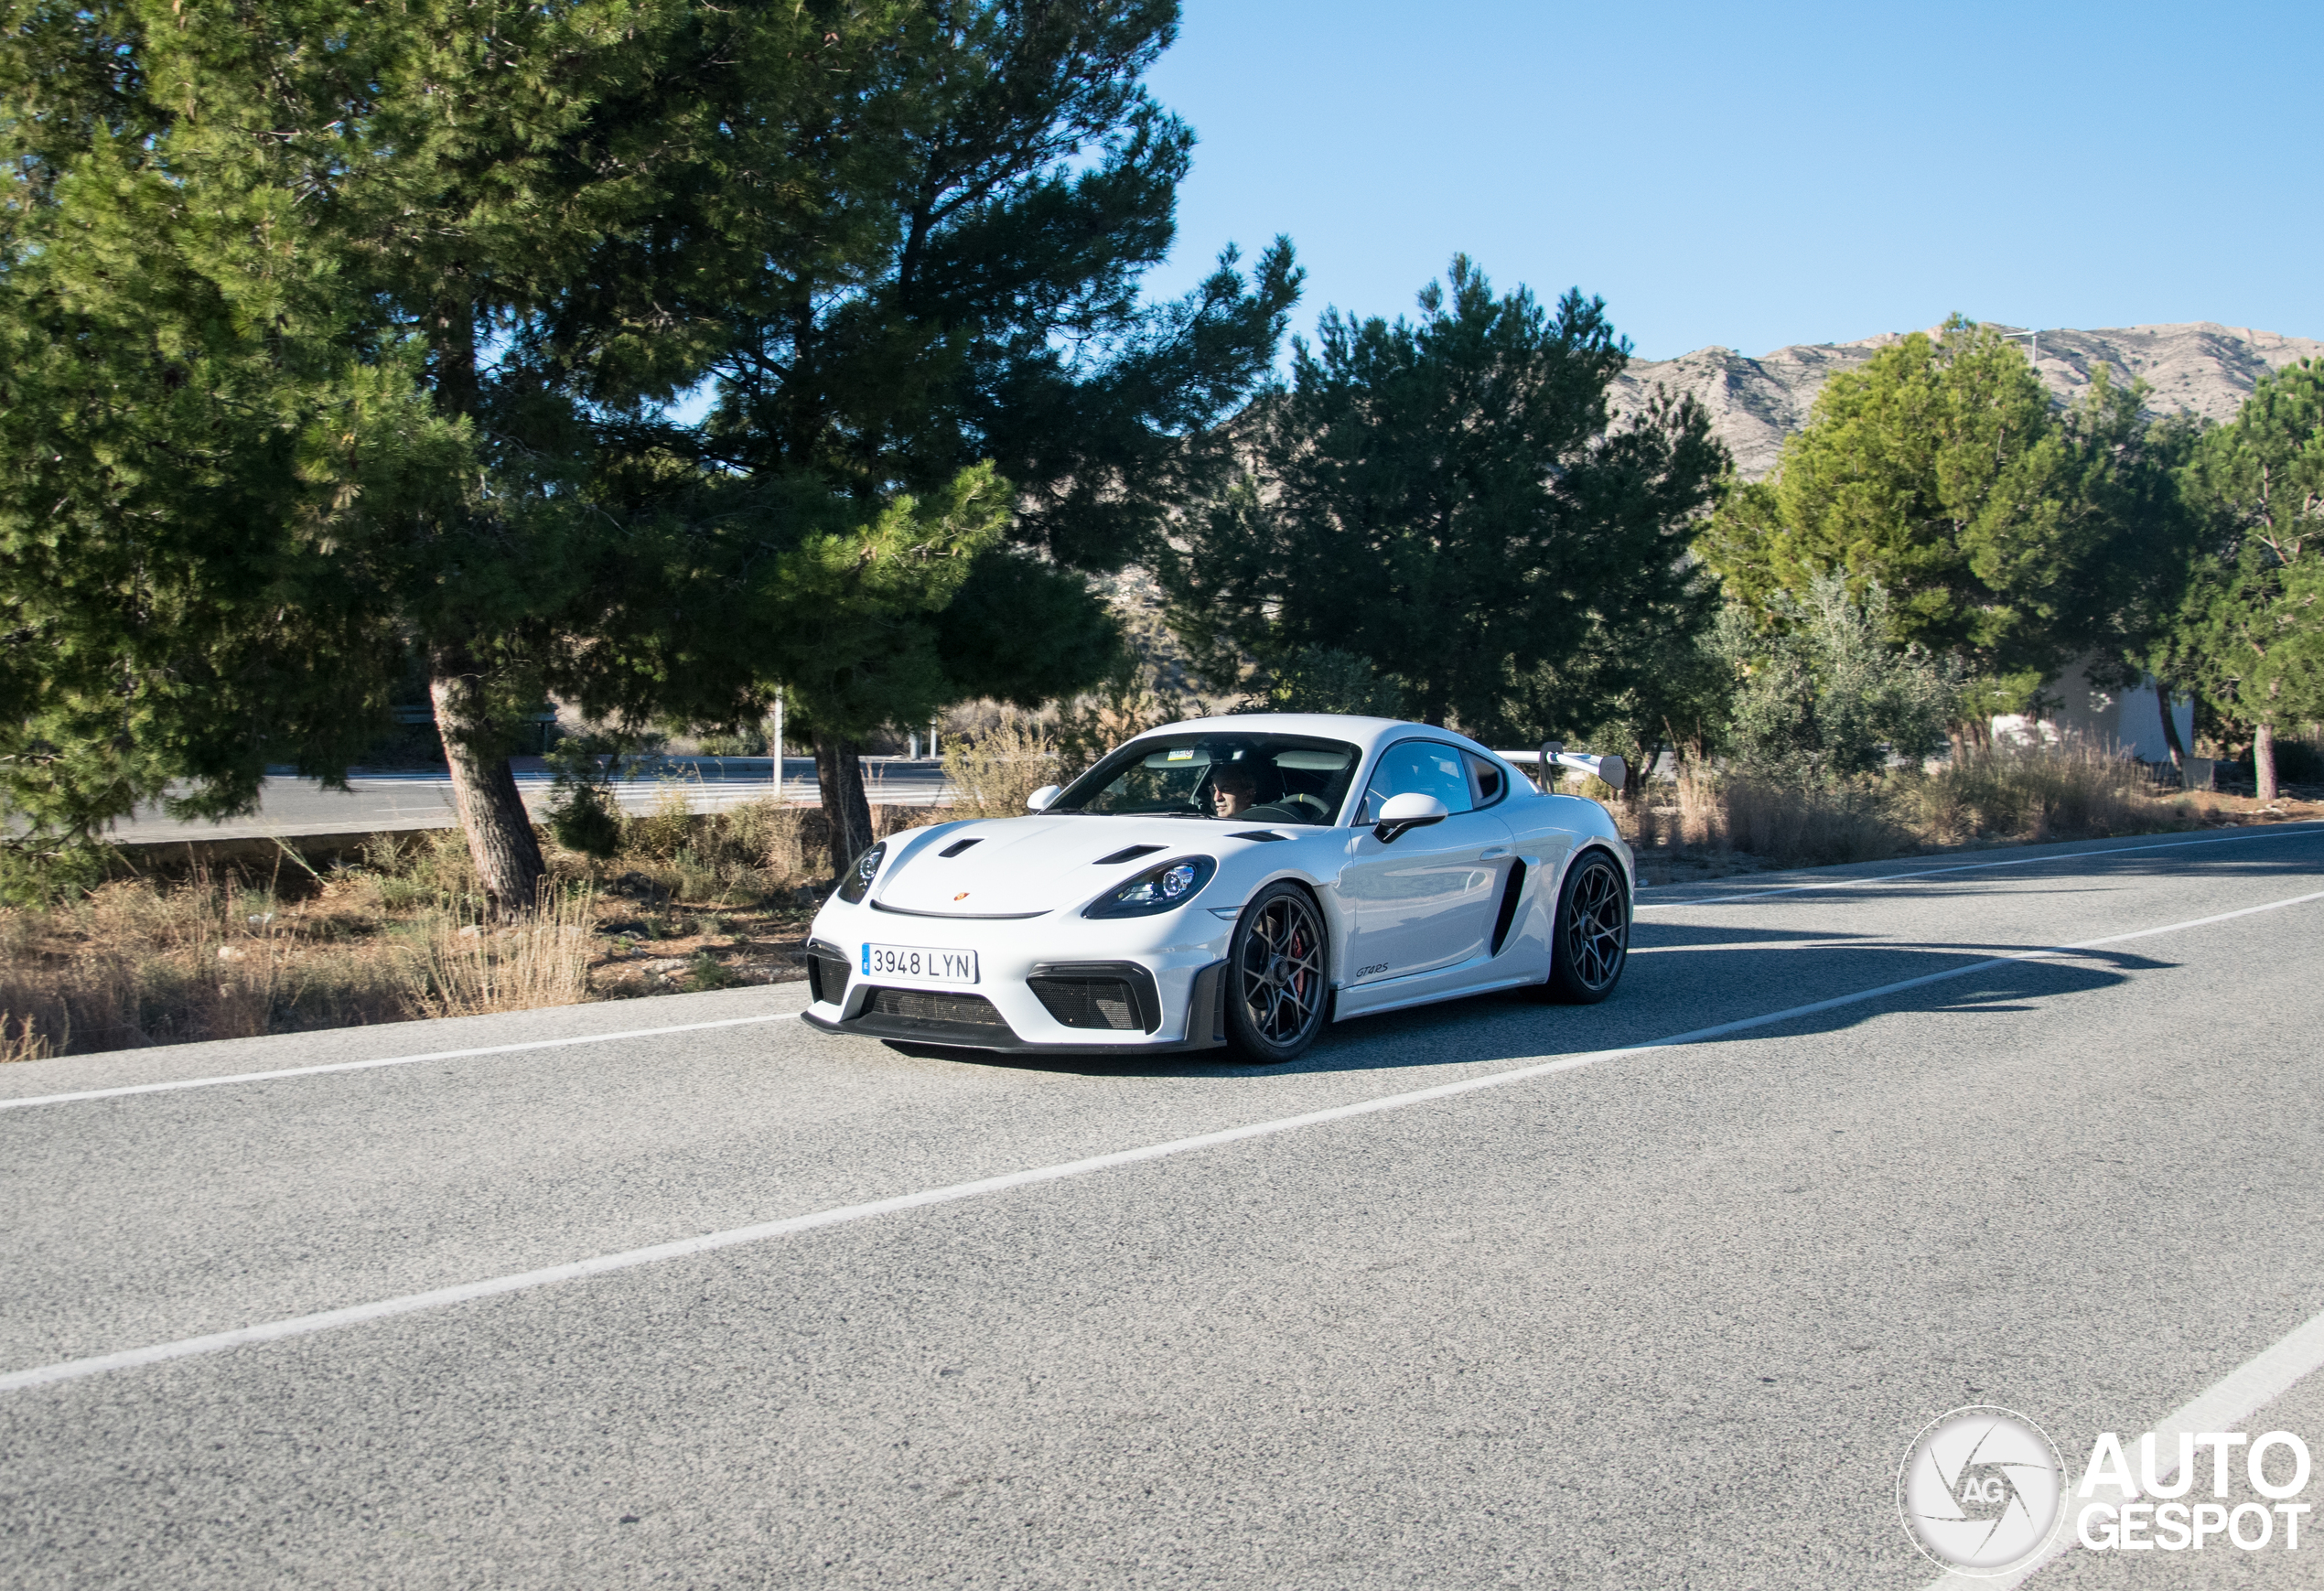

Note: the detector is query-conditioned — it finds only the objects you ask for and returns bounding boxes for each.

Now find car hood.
[870,814,1300,919]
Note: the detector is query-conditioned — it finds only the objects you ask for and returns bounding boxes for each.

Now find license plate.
[861,943,978,984]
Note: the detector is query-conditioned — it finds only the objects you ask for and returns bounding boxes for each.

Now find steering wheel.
[1246,794,1329,824]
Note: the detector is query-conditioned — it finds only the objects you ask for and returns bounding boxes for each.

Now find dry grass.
[10,740,2266,1061]
[3,1010,57,1063]
[610,792,825,905]
[941,714,1060,820]
[874,802,943,840]
[1711,779,1910,866]
[0,779,959,1062]
[1613,741,2218,878]
[1674,775,1725,851]
[0,801,838,1061]
[1903,740,2188,845]
[400,888,597,1020]
[0,867,421,1059]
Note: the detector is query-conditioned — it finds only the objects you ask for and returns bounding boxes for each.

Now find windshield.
[1051,733,1363,825]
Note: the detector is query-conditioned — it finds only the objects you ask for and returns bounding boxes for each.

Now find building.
[1990,657,2192,764]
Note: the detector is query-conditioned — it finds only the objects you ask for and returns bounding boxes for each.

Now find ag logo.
[1898,1405,2066,1575]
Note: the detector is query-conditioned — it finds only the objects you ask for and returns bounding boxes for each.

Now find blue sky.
[1138,0,2322,360]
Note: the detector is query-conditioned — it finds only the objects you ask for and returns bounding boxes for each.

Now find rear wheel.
[1544,850,1629,1004]
[1224,882,1329,1063]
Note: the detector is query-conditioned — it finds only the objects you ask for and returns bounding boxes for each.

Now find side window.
[1359,741,1475,823]
[1465,752,1508,809]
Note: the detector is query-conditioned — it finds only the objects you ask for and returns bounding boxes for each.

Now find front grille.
[1028,976,1144,1032]
[857,987,1013,1034]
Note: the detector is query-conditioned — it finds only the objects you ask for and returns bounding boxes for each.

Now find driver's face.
[1210,778,1255,817]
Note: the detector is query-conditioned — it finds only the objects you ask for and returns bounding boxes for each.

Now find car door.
[1340,739,1514,984]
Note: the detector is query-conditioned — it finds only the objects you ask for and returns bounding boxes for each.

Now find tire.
[1223,881,1329,1063]
[1544,849,1629,1004]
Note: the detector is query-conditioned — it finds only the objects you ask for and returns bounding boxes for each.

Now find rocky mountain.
[1613,321,2323,479]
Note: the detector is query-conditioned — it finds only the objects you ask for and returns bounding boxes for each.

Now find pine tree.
[3,1,925,907]
[691,0,1299,865]
[1699,318,2136,724]
[0,0,449,898]
[2178,360,2324,800]
[1162,256,1725,742]
[5,1,1292,898]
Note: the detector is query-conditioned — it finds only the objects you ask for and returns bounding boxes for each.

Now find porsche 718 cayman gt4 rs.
[800,714,1633,1064]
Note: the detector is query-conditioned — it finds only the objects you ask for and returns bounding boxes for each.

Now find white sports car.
[801,714,1633,1063]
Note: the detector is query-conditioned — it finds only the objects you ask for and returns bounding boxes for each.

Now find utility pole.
[769,688,785,802]
[1997,326,2039,369]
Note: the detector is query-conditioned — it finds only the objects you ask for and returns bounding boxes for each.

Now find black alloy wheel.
[1544,850,1629,1004]
[1224,881,1329,1063]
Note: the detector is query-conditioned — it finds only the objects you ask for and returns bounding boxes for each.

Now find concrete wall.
[1991,656,2193,763]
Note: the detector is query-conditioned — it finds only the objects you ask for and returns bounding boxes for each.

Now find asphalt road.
[3,824,2322,1588]
[102,757,952,844]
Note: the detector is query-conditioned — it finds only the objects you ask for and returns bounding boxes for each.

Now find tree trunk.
[418,299,547,914]
[2153,678,2189,779]
[2254,722,2278,802]
[816,733,875,876]
[430,648,548,916]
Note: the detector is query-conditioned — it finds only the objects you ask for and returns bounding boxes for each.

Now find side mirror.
[1598,756,1627,793]
[1027,784,1062,812]
[1372,791,1448,844]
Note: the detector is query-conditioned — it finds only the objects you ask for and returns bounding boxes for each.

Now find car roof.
[1121,714,1501,762]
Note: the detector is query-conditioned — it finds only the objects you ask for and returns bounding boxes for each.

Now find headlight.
[836,842,886,904]
[1083,855,1216,919]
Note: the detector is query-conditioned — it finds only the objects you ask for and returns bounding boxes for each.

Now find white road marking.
[0,1013,801,1113]
[3,887,2316,1397]
[1635,822,2324,909]
[1923,1306,2324,1587]
[31,827,2311,1113]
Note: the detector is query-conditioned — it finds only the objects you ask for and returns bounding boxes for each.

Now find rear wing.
[1495,743,1627,793]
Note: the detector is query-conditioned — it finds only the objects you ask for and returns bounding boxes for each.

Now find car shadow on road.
[880,939,2177,1083]
[1627,922,1883,950]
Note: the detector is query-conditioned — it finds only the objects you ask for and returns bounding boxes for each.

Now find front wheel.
[1543,850,1629,1004]
[1224,881,1329,1063]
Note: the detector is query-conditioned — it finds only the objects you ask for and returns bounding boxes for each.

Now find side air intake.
[1489,862,1528,955]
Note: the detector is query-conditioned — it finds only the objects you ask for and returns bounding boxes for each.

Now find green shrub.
[623,784,697,861]
[682,952,741,993]
[549,783,623,858]
[1719,578,1960,787]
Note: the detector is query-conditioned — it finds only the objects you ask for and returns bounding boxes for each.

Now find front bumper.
[801,908,1234,1053]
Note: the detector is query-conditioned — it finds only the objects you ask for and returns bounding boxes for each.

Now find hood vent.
[1092,844,1167,866]
[1230,830,1288,842]
[939,837,984,857]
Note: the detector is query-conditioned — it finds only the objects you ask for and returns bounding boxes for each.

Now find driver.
[1209,764,1260,819]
